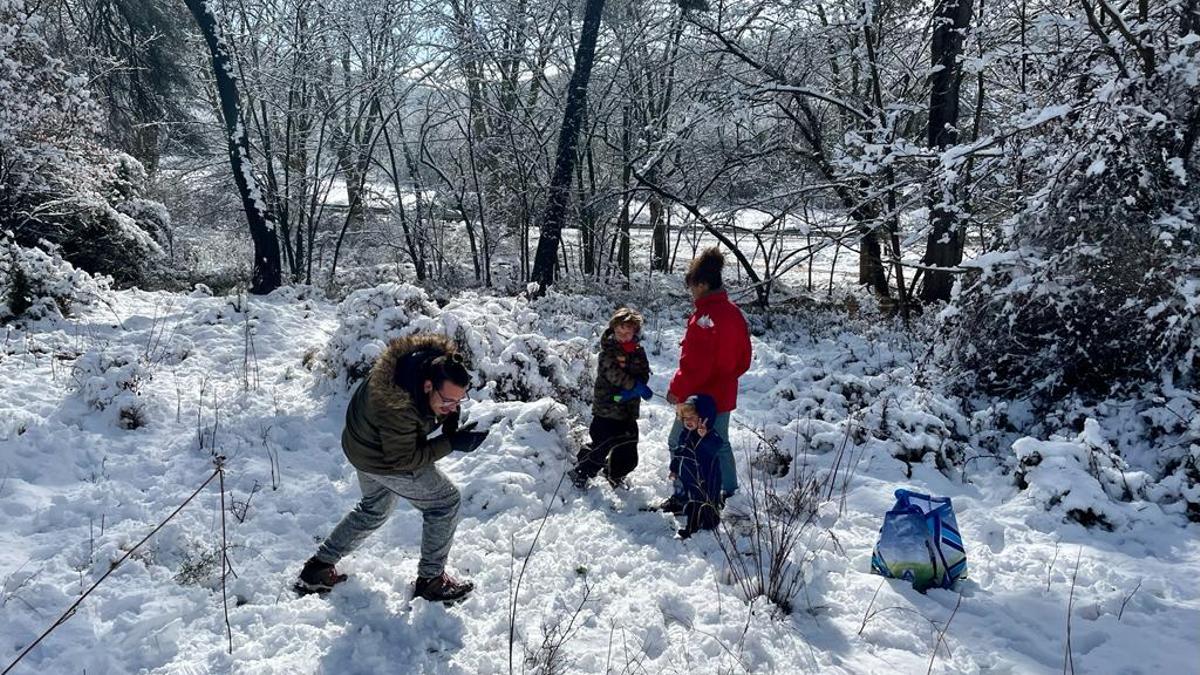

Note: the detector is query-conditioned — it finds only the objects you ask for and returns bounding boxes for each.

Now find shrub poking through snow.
[1144,396,1200,521]
[866,390,969,474]
[70,346,153,429]
[1022,394,1200,523]
[753,347,968,476]
[320,283,442,382]
[1013,419,1151,530]
[1,239,111,322]
[170,540,222,587]
[320,283,597,412]
[714,433,845,615]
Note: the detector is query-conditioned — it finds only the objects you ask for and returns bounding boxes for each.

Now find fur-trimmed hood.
[367,333,456,417]
[341,332,459,475]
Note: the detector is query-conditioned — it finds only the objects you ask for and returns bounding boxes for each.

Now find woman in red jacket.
[664,247,752,505]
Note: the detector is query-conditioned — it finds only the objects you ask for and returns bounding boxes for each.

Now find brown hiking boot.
[295,557,348,594]
[414,572,475,604]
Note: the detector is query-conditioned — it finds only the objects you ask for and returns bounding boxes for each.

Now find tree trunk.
[618,105,632,279]
[858,228,889,297]
[920,0,974,303]
[648,174,667,272]
[185,0,281,294]
[530,0,607,289]
[577,152,595,276]
[647,11,685,273]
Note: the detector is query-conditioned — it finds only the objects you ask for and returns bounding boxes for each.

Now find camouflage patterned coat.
[591,329,651,421]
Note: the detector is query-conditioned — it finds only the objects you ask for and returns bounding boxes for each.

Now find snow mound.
[70,345,153,429]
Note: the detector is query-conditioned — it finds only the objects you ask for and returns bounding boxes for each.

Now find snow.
[321,181,435,213]
[1019,104,1072,128]
[958,250,1020,283]
[1,286,1198,674]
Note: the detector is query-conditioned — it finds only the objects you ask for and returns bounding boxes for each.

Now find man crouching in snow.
[296,334,488,603]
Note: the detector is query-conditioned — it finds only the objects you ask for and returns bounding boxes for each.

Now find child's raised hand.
[668,471,676,480]
[697,421,708,438]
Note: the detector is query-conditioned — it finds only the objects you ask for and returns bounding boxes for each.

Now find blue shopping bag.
[870,489,967,591]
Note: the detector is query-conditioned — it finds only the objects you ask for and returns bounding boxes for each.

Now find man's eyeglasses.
[433,388,470,406]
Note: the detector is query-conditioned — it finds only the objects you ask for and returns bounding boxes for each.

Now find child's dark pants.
[576,416,639,481]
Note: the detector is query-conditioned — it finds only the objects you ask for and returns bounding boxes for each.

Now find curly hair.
[684,247,725,290]
[608,307,644,333]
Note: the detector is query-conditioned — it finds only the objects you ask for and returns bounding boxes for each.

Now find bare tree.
[184,0,281,294]
[920,0,975,303]
[531,0,607,289]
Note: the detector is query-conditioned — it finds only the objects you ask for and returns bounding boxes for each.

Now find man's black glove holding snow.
[449,420,488,453]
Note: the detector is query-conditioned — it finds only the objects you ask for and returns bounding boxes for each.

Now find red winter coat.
[668,290,752,413]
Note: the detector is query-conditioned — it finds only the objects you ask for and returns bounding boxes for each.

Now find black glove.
[441,410,462,436]
[450,430,488,453]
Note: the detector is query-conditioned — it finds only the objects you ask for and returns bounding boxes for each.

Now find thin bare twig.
[508,469,567,675]
[1063,548,1083,675]
[858,580,886,636]
[1118,579,1141,622]
[927,593,963,675]
[1046,540,1061,592]
[217,457,233,655]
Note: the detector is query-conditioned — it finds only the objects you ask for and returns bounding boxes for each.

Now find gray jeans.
[315,466,461,579]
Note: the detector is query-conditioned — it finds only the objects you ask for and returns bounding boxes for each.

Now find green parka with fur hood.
[342,334,460,474]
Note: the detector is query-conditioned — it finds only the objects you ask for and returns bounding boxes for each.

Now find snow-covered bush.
[1,240,111,322]
[1137,394,1200,520]
[320,283,598,411]
[942,26,1200,405]
[70,346,153,429]
[320,283,443,382]
[0,2,168,287]
[953,384,1200,524]
[116,197,173,252]
[748,324,969,474]
[45,195,165,286]
[0,0,99,195]
[1158,444,1200,522]
[1013,419,1153,530]
[484,333,593,405]
[868,390,968,471]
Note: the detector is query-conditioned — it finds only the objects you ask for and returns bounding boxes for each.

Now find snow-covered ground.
[2,286,1198,674]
